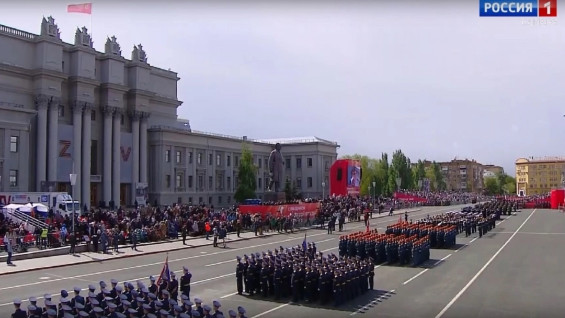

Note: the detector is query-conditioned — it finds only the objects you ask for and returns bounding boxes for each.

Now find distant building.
[483,164,504,176]
[0,18,339,208]
[437,159,484,193]
[515,157,565,196]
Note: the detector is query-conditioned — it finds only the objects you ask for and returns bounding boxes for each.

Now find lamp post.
[69,172,77,255]
[321,181,326,199]
[372,181,376,208]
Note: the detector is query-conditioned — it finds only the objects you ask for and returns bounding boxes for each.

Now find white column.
[140,114,148,184]
[102,107,113,206]
[35,95,49,191]
[131,113,140,205]
[112,111,121,208]
[47,97,60,182]
[72,102,83,203]
[81,104,92,211]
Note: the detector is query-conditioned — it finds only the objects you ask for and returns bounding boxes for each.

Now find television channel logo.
[480,0,557,17]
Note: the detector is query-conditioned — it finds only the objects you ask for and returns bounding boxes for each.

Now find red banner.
[393,192,427,202]
[239,203,320,219]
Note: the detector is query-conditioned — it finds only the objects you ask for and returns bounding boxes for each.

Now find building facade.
[515,157,565,196]
[0,18,339,208]
[438,159,484,192]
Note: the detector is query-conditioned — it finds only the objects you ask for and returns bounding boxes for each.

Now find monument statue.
[267,143,284,192]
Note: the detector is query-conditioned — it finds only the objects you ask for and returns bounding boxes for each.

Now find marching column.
[35,95,49,191]
[102,107,113,207]
[112,110,121,207]
[82,103,93,211]
[72,101,83,203]
[140,113,148,184]
[47,97,60,182]
[131,112,140,205]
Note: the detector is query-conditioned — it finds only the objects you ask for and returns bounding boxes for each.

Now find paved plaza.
[1,206,563,318]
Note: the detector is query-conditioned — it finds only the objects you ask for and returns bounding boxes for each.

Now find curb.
[0,206,430,276]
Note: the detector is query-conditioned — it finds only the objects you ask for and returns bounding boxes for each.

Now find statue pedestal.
[263,191,286,203]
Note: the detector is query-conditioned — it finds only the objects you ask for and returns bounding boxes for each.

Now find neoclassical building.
[0,17,339,208]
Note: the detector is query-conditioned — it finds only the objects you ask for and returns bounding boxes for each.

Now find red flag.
[67,3,92,14]
[156,256,170,286]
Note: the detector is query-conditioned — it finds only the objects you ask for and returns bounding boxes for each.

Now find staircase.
[4,208,49,232]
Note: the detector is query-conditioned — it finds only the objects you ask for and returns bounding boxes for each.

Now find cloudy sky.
[1,0,563,175]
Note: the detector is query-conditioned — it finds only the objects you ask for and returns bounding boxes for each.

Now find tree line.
[342,150,448,197]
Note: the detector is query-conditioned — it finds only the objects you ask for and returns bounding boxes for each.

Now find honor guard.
[211,300,223,318]
[235,256,244,295]
[180,267,192,299]
[169,272,179,301]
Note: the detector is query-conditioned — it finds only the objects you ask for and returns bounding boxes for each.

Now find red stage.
[238,202,320,219]
[329,159,361,196]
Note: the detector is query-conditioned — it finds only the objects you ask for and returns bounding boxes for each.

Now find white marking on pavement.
[350,289,395,315]
[454,244,467,253]
[435,209,537,318]
[403,254,451,285]
[321,247,337,252]
[469,237,478,243]
[220,292,238,299]
[496,231,565,235]
[39,277,50,280]
[200,252,207,254]
[403,269,428,285]
[0,233,329,292]
[251,302,290,318]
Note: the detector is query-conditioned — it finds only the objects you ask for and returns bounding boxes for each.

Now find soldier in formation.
[235,243,374,306]
[339,230,431,267]
[13,273,248,318]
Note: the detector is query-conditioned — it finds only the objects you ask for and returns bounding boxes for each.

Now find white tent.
[23,202,49,213]
[2,204,23,211]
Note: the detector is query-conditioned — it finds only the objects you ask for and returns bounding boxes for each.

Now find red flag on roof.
[67,3,92,14]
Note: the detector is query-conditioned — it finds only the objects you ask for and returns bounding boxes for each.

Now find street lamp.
[372,181,376,208]
[321,181,326,199]
[69,172,77,255]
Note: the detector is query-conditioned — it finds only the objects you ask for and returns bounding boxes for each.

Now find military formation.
[338,230,431,267]
[234,242,375,306]
[11,267,249,318]
[385,222,458,249]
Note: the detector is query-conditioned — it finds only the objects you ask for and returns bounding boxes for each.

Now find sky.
[1,0,564,176]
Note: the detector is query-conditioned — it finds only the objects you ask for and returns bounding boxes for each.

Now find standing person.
[181,222,188,245]
[180,267,192,299]
[131,229,138,251]
[69,231,76,254]
[235,256,244,295]
[5,235,14,266]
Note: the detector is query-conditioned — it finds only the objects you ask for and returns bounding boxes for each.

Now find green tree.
[412,159,427,190]
[234,143,257,202]
[388,168,399,193]
[284,178,293,201]
[484,177,500,195]
[380,153,390,196]
[391,149,413,190]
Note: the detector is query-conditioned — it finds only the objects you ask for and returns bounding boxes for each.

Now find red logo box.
[539,0,557,16]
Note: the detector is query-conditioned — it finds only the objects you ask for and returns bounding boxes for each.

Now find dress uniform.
[12,299,27,318]
[211,300,223,318]
[169,272,179,301]
[235,257,244,295]
[180,267,192,299]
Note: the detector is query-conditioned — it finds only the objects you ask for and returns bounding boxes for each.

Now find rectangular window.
[296,158,302,169]
[188,176,193,188]
[227,155,231,167]
[9,170,18,187]
[91,140,98,174]
[197,153,202,164]
[286,158,291,168]
[176,175,182,188]
[258,158,262,168]
[258,178,262,189]
[208,176,213,190]
[216,154,221,166]
[121,114,124,125]
[10,136,18,153]
[91,109,96,121]
[188,152,193,164]
[58,105,65,117]
[199,197,203,203]
[296,177,302,189]
[198,175,204,189]
[227,176,231,190]
[307,158,313,167]
[208,196,212,204]
[208,154,213,165]
[176,151,181,164]
[166,175,171,188]
[218,196,223,204]
[227,196,231,204]
[165,150,170,162]
[235,156,239,167]
[307,177,313,188]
